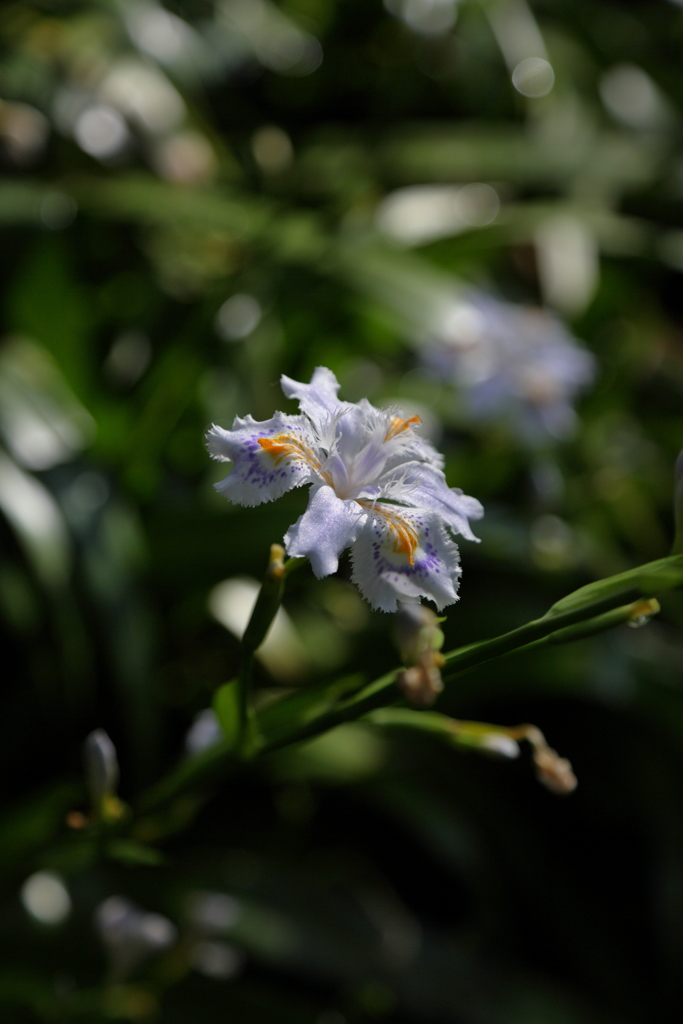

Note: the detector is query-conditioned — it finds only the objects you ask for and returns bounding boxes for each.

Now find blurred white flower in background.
[95,896,177,981]
[421,290,596,444]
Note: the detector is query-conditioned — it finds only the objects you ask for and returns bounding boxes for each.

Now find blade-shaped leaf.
[213,680,241,750]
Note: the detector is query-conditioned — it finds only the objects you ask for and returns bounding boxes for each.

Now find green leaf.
[256,675,365,751]
[73,174,269,237]
[545,554,683,617]
[8,236,94,396]
[0,782,80,880]
[106,838,165,866]
[0,181,60,225]
[213,680,242,750]
[0,971,61,1017]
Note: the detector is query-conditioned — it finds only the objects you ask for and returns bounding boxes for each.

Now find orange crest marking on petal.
[385,414,422,441]
[359,501,419,564]
[258,433,322,471]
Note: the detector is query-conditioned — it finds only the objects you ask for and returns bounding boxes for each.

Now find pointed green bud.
[83,729,125,821]
[84,730,118,802]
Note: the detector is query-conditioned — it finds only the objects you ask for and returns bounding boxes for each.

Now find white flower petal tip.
[280,366,343,420]
[209,413,320,507]
[206,367,483,610]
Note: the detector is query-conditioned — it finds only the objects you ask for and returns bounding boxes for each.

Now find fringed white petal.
[284,484,363,578]
[207,412,318,507]
[350,504,461,613]
[280,366,344,425]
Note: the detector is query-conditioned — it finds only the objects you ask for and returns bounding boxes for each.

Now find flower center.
[258,412,423,504]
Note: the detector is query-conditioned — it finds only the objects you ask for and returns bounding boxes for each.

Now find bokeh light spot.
[74,106,128,159]
[215,294,262,340]
[512,57,554,98]
[21,871,71,925]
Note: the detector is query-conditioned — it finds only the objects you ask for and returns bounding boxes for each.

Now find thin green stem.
[131,596,648,813]
[135,554,683,814]
[235,548,305,748]
[236,656,252,744]
[440,589,640,680]
[258,597,666,753]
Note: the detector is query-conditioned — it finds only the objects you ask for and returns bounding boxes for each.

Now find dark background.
[2,1,683,1021]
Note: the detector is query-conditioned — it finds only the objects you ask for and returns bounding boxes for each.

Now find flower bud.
[394,602,445,707]
[626,597,660,629]
[533,747,578,795]
[451,720,521,758]
[84,729,119,809]
[394,602,442,662]
[508,724,577,795]
[397,664,444,707]
[477,732,521,759]
[266,543,286,581]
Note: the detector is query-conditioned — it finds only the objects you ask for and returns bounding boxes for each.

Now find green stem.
[440,589,640,680]
[135,554,683,813]
[431,550,683,683]
[235,549,305,747]
[537,597,658,646]
[131,596,646,812]
[259,597,665,753]
[235,657,252,744]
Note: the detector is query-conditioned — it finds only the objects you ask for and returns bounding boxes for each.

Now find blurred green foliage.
[2,0,683,1021]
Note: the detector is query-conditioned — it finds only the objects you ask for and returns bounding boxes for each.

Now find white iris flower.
[207,367,483,612]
